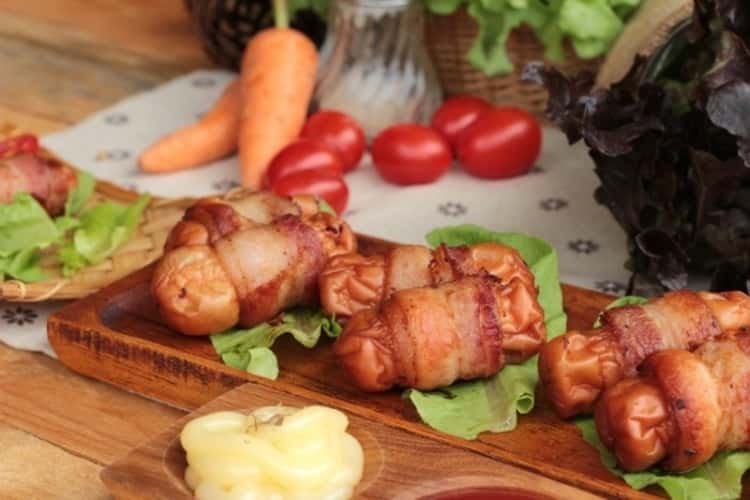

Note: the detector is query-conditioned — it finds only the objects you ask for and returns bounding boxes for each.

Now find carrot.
[139,79,241,173]
[238,0,318,189]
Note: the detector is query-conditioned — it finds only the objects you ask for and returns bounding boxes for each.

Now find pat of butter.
[181,405,364,500]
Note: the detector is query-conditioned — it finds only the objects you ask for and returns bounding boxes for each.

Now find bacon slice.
[152,193,356,336]
[595,331,750,472]
[319,242,537,318]
[333,274,545,392]
[0,154,77,215]
[539,290,750,419]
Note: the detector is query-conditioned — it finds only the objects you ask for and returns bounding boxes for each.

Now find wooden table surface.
[0,2,209,497]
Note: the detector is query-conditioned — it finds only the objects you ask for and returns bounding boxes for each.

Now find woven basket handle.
[596,0,694,88]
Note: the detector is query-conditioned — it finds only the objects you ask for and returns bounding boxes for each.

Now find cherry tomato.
[0,134,39,159]
[271,170,349,215]
[371,124,452,186]
[264,139,344,188]
[456,107,542,179]
[301,110,366,172]
[431,95,492,149]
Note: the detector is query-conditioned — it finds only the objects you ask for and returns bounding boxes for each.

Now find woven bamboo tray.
[0,172,196,302]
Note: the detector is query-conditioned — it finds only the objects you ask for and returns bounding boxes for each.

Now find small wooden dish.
[101,382,601,499]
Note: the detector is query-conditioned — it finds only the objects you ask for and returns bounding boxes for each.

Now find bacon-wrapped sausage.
[333,274,546,392]
[0,153,77,215]
[539,290,750,418]
[595,331,750,472]
[152,192,356,336]
[319,242,537,318]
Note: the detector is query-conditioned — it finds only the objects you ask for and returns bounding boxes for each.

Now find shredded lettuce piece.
[58,193,150,277]
[211,307,341,380]
[0,169,147,282]
[582,295,750,500]
[0,193,59,254]
[317,198,336,216]
[55,170,95,232]
[0,193,60,282]
[406,224,566,439]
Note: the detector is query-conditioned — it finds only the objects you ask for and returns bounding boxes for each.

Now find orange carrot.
[238,0,318,189]
[139,79,241,173]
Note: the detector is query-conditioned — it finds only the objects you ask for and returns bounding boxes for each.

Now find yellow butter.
[181,405,364,500]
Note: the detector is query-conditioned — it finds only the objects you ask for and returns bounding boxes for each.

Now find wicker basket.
[0,173,196,302]
[0,133,200,303]
[424,8,603,116]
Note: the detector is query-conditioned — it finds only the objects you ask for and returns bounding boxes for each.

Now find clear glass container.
[313,0,443,139]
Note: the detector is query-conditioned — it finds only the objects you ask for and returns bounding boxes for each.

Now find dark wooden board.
[100,382,603,499]
[49,236,661,499]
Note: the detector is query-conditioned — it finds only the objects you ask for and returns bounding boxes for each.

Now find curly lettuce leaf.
[406,224,565,439]
[466,0,542,77]
[582,295,750,499]
[211,307,341,380]
[426,0,641,75]
[558,0,639,59]
[58,193,150,276]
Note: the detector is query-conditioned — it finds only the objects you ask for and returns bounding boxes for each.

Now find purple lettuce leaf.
[522,0,750,295]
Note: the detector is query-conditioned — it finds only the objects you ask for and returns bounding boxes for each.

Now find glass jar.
[313,0,443,139]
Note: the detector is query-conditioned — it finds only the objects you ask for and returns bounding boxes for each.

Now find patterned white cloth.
[0,70,630,356]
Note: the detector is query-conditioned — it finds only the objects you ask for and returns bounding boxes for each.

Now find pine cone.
[185,0,326,70]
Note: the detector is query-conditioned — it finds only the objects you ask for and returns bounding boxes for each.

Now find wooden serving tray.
[49,236,665,499]
[101,382,601,499]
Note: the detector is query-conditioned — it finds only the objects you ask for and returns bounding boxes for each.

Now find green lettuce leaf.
[317,198,336,216]
[578,418,750,500]
[582,295,750,500]
[55,170,95,233]
[0,193,61,282]
[65,170,95,217]
[0,247,47,282]
[425,0,642,75]
[58,193,150,276]
[593,295,648,327]
[211,307,341,380]
[0,193,59,254]
[407,224,566,439]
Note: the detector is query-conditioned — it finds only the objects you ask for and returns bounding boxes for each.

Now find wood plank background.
[0,1,205,497]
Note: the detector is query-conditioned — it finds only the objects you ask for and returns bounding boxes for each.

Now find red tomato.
[271,170,349,215]
[0,134,39,159]
[301,110,366,172]
[371,124,452,185]
[456,107,542,179]
[264,139,344,188]
[431,95,492,148]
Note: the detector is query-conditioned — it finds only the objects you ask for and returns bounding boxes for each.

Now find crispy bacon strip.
[539,290,750,418]
[333,274,545,391]
[0,153,76,215]
[595,331,750,472]
[152,192,356,336]
[319,242,537,317]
